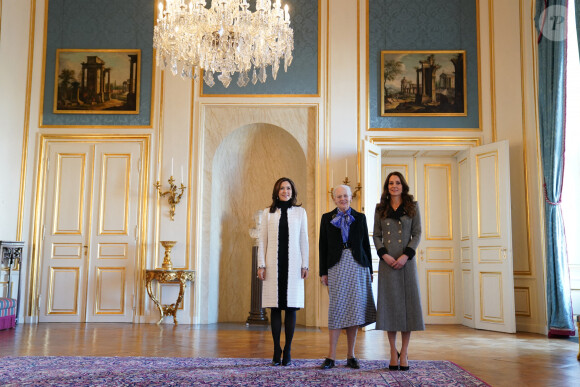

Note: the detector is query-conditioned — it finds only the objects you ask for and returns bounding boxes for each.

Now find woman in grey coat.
[373,171,423,371]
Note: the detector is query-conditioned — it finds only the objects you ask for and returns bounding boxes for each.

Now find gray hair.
[332,184,352,198]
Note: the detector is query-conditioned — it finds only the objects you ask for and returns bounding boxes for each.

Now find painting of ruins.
[380,50,466,116]
[53,49,140,114]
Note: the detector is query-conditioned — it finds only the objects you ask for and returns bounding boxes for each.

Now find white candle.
[345,159,348,179]
[181,166,184,184]
[171,158,174,177]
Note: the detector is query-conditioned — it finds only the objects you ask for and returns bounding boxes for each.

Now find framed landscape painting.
[53,49,141,114]
[380,50,466,116]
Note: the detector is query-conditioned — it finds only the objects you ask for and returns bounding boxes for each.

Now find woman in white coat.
[257,177,309,366]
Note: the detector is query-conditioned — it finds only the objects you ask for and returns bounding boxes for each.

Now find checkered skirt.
[327,249,376,329]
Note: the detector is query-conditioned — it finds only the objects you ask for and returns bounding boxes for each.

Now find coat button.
[387,231,390,235]
[398,230,402,234]
[398,221,401,225]
[388,240,391,244]
[398,239,402,243]
[387,222,390,226]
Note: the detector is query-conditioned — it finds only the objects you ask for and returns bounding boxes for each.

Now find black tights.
[270,308,297,353]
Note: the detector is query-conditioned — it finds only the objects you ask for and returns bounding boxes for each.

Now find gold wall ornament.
[160,240,177,270]
[329,177,362,199]
[154,176,186,221]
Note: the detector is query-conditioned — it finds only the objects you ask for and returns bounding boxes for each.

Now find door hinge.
[132,293,136,312]
[42,225,46,241]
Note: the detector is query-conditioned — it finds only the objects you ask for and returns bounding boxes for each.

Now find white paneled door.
[468,140,516,333]
[39,141,142,323]
[378,141,515,333]
[416,157,462,324]
[361,140,381,331]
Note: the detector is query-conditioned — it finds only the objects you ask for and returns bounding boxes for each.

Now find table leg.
[145,277,165,324]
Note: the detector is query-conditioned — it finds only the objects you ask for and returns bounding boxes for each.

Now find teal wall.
[369,0,479,129]
[43,0,154,126]
[201,0,319,95]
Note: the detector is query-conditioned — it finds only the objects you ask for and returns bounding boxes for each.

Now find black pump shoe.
[388,351,399,370]
[399,354,409,371]
[282,347,292,366]
[321,358,335,369]
[272,347,282,366]
[346,357,360,369]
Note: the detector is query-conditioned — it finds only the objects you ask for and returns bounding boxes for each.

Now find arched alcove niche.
[211,124,306,323]
[198,106,317,326]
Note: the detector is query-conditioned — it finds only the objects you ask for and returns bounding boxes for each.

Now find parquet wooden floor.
[1,323,579,386]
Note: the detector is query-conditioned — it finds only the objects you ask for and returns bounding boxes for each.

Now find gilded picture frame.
[53,49,141,114]
[380,50,467,117]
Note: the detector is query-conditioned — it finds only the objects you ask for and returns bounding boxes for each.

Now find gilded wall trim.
[514,286,531,317]
[489,0,497,141]
[514,0,535,276]
[17,0,37,241]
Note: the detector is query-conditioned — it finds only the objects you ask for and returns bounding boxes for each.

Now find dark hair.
[376,171,416,218]
[268,177,301,213]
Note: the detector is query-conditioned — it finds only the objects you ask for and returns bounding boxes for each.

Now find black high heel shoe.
[399,353,409,371]
[388,351,400,371]
[282,347,292,366]
[272,347,282,366]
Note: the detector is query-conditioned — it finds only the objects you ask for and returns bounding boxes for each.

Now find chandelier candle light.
[153,0,294,88]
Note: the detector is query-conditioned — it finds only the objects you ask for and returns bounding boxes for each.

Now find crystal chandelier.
[153,0,294,88]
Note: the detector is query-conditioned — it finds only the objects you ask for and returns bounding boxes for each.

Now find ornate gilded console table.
[145,269,195,325]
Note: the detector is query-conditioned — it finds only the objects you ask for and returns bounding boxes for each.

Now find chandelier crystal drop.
[153,0,294,88]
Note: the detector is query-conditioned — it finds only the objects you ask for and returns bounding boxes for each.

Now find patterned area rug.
[0,357,489,386]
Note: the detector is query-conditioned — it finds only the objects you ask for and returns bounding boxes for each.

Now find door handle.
[83,245,88,256]
[420,249,424,261]
[501,248,507,261]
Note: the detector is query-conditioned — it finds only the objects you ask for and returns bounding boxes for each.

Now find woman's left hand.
[301,268,309,279]
[392,254,408,270]
[257,268,266,280]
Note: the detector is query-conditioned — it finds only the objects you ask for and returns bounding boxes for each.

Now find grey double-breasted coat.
[373,202,424,332]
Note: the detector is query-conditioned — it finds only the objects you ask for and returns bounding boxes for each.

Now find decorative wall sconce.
[154,176,186,221]
[329,161,362,199]
[329,176,362,199]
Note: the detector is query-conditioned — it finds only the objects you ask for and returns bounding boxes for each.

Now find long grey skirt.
[376,259,425,331]
[327,249,376,329]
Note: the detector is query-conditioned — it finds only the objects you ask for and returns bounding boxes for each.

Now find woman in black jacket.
[319,185,376,370]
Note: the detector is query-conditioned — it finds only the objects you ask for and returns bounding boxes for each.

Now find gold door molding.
[462,269,473,320]
[427,269,455,317]
[47,267,80,315]
[424,164,453,241]
[479,271,505,323]
[476,151,501,239]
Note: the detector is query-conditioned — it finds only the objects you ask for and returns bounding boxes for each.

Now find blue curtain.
[535,0,575,336]
[576,1,580,51]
